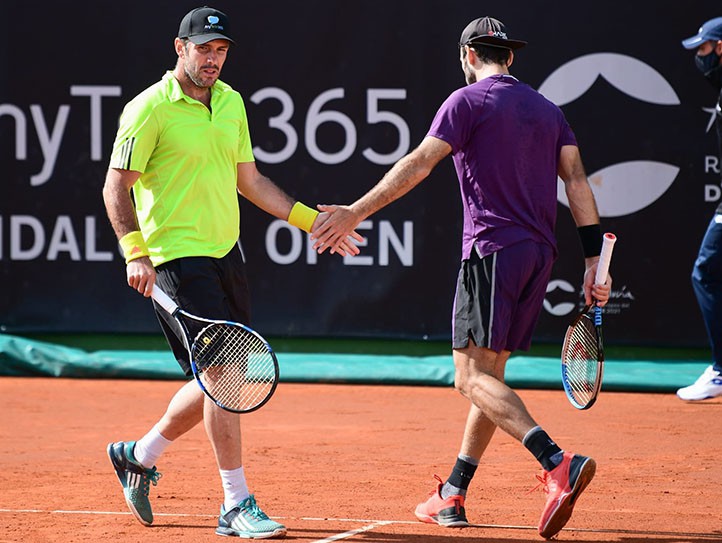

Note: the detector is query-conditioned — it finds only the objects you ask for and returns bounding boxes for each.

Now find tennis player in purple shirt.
[312,16,611,539]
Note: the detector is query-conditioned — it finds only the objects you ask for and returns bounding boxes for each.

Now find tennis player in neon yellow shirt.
[110,69,255,266]
[102,6,360,539]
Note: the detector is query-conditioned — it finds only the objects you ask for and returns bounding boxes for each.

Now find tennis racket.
[561,232,617,410]
[151,285,279,414]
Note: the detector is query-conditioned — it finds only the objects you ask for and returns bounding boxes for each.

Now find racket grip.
[151,284,179,314]
[594,232,617,286]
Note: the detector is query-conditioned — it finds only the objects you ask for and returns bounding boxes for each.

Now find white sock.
[133,425,172,469]
[220,466,250,511]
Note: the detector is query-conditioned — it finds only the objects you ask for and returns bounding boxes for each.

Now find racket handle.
[151,284,179,314]
[594,232,617,286]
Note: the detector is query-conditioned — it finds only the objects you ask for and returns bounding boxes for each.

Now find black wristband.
[577,224,602,258]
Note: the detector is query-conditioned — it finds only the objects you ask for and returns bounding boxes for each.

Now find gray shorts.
[153,244,251,376]
[452,240,554,353]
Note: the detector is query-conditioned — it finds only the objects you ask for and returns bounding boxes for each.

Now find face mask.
[695,49,721,75]
[705,65,722,89]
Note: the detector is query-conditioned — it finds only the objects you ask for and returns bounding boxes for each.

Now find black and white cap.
[459,16,527,50]
[178,6,234,45]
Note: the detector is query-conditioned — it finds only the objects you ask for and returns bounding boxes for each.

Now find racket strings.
[562,316,600,406]
[192,324,276,411]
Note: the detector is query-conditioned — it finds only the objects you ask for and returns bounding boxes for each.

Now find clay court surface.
[1,377,720,543]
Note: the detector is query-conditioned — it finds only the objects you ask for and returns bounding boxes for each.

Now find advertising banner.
[1,1,720,348]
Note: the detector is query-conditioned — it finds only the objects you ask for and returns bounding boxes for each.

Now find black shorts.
[452,240,554,353]
[153,244,251,376]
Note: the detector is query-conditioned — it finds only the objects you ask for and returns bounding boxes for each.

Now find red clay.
[1,377,721,542]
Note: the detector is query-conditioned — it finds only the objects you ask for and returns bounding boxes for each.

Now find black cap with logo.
[178,6,234,45]
[459,17,527,50]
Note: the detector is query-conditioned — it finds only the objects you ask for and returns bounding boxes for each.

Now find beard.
[463,59,476,85]
[184,64,218,88]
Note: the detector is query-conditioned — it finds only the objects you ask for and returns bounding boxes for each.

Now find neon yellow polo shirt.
[109,71,254,266]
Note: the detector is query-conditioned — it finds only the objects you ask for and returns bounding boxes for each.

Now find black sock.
[523,427,563,472]
[442,456,478,498]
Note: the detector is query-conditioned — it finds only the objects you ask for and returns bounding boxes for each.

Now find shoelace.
[139,468,162,497]
[242,496,270,520]
[528,472,550,495]
[425,474,444,497]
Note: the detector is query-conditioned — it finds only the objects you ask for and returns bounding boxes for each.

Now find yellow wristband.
[119,231,150,264]
[287,201,319,233]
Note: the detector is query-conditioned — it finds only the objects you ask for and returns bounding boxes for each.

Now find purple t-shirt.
[427,74,577,260]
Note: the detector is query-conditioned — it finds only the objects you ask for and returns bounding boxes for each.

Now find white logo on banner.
[538,52,681,218]
[541,54,672,316]
[543,279,577,316]
[544,281,636,318]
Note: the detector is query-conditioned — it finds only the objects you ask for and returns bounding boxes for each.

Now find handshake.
[310,203,366,257]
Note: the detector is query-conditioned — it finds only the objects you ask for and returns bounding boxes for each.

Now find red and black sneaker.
[537,452,596,539]
[414,475,469,527]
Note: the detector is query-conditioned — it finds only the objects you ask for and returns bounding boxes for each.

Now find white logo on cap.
[538,53,680,218]
[207,16,220,24]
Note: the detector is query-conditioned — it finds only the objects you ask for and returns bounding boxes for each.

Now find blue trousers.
[692,213,722,371]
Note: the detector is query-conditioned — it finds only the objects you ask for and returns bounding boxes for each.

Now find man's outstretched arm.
[312,136,451,254]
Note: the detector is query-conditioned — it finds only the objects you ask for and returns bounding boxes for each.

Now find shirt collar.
[163,71,217,104]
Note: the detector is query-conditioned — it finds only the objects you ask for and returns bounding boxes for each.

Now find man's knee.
[454,370,472,398]
[454,365,498,400]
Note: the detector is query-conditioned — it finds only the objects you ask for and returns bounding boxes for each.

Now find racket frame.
[560,232,616,410]
[151,285,279,414]
[561,304,604,409]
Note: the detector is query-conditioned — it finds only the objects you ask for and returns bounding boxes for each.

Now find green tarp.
[0,334,707,392]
